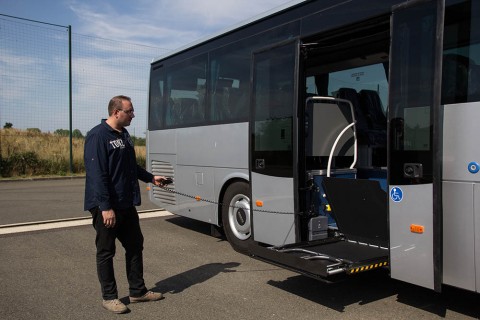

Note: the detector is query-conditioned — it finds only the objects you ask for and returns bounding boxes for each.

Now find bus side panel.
[443,182,475,291]
[171,123,248,224]
[476,185,480,293]
[147,129,177,155]
[251,173,296,246]
[443,103,480,181]
[176,123,248,168]
[389,184,434,290]
[442,181,475,291]
[443,102,480,292]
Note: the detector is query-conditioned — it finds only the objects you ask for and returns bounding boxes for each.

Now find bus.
[146,0,480,293]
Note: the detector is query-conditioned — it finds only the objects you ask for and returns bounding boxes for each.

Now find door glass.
[252,43,296,177]
[389,1,439,184]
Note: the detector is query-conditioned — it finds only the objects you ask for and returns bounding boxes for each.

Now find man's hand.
[152,176,172,187]
[102,209,116,228]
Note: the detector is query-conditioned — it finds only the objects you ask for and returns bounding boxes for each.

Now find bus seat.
[179,98,202,123]
[213,79,233,121]
[442,54,472,104]
[358,90,387,149]
[358,89,387,131]
[227,87,242,119]
[336,87,370,145]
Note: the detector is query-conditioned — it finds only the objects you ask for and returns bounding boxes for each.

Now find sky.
[1,0,298,49]
[0,0,299,136]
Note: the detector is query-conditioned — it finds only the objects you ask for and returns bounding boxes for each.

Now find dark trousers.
[90,206,148,300]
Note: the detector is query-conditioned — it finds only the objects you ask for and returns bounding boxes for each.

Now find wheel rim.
[228,193,251,240]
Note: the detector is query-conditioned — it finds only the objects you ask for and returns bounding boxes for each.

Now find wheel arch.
[217,174,249,228]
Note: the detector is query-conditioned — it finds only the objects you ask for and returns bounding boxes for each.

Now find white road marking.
[0,210,173,235]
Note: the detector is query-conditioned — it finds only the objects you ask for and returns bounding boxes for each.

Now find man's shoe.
[102,299,129,314]
[129,291,163,303]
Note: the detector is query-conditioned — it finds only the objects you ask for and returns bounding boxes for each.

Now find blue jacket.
[84,120,153,211]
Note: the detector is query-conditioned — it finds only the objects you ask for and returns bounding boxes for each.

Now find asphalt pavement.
[0,177,159,225]
[0,179,479,319]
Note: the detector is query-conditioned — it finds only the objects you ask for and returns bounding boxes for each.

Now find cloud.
[68,0,294,50]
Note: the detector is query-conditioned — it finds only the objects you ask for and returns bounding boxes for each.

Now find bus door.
[250,40,300,246]
[388,0,444,291]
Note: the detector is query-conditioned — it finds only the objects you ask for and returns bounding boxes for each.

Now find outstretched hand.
[152,176,173,187]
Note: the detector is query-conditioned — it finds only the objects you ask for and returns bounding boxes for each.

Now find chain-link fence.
[0,14,168,177]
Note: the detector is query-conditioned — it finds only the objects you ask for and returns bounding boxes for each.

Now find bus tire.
[221,181,252,254]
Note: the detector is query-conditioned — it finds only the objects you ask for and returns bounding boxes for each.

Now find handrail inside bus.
[305,96,357,177]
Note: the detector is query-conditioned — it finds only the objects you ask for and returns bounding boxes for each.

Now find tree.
[27,128,41,134]
[131,136,146,146]
[72,129,84,139]
[3,122,13,129]
[54,129,69,136]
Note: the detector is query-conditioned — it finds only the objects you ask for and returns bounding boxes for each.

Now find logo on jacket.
[109,138,126,149]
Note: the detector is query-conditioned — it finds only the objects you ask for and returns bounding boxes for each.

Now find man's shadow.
[152,262,240,294]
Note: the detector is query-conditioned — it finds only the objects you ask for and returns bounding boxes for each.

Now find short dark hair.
[108,95,132,116]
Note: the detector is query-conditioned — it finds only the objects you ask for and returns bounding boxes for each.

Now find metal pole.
[68,25,73,174]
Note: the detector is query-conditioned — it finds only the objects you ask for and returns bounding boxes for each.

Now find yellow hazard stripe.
[348,261,388,274]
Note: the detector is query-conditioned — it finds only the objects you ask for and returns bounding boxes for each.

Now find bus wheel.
[222,182,252,254]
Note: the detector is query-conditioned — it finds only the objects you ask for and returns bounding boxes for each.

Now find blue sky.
[0,0,297,136]
[1,0,296,53]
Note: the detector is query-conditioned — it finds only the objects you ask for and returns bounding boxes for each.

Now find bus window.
[327,64,389,112]
[149,67,164,130]
[306,62,389,168]
[442,0,480,104]
[165,55,207,127]
[252,43,295,177]
[210,45,250,123]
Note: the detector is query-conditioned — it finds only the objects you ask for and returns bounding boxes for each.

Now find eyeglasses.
[118,109,135,115]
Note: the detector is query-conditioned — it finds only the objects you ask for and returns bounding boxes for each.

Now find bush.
[27,128,41,134]
[1,151,41,176]
[54,129,69,136]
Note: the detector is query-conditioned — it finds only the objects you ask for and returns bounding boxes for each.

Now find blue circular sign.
[390,186,403,202]
[468,162,479,174]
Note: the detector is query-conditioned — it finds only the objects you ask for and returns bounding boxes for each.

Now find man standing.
[84,95,167,314]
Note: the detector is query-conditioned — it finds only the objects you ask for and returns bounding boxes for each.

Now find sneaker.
[102,299,129,314]
[129,291,163,303]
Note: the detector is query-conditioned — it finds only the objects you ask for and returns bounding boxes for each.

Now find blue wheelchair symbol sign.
[390,187,403,202]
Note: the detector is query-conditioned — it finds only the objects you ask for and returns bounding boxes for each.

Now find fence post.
[68,25,73,174]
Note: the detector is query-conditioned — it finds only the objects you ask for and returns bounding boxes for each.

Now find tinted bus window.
[165,55,207,127]
[442,0,480,104]
[149,66,164,130]
[210,45,250,123]
[252,43,296,177]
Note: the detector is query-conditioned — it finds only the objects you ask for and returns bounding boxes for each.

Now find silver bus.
[147,0,480,293]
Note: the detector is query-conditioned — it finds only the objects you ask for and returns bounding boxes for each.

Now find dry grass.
[0,129,146,178]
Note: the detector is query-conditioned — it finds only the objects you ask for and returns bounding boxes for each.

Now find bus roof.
[151,0,307,64]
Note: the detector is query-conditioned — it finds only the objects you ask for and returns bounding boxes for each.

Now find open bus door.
[250,40,300,247]
[388,0,444,291]
[249,39,390,280]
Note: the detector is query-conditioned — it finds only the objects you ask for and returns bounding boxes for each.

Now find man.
[84,95,167,314]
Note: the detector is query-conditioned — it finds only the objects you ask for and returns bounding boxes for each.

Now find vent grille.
[151,160,176,205]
